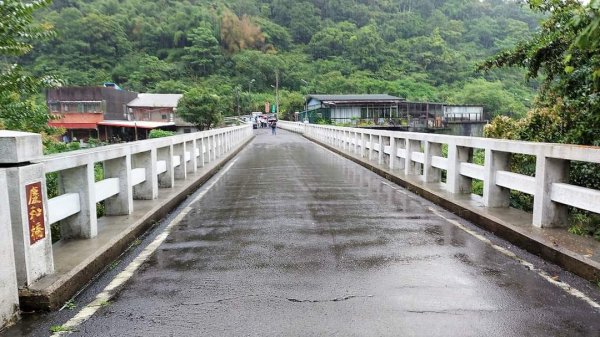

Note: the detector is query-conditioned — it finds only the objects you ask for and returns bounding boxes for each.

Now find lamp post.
[248,79,255,115]
[274,72,279,117]
[270,71,279,119]
[300,79,309,122]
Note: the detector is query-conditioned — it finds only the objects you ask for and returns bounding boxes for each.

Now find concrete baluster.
[1,131,54,286]
[57,163,97,239]
[533,156,569,228]
[224,131,229,153]
[405,139,421,176]
[132,149,158,200]
[199,137,206,168]
[378,135,384,165]
[424,141,443,183]
[396,138,406,171]
[360,133,366,158]
[389,137,397,170]
[173,142,187,180]
[157,145,174,188]
[187,140,197,174]
[368,134,374,161]
[220,132,225,155]
[483,149,510,207]
[353,132,359,154]
[104,154,133,215]
[206,135,213,163]
[0,169,20,327]
[447,143,473,194]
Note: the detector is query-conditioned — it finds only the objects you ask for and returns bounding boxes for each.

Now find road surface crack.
[286,295,374,303]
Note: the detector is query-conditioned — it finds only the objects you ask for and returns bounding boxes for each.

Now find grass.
[108,259,121,270]
[99,300,111,307]
[64,299,76,310]
[49,325,73,333]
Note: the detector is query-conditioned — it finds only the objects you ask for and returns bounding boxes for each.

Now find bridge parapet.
[279,121,600,228]
[0,125,252,324]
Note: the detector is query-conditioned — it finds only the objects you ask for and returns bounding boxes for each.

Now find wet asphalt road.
[6,128,600,336]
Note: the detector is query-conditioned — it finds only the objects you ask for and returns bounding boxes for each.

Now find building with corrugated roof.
[298,94,485,136]
[300,94,405,124]
[127,93,197,134]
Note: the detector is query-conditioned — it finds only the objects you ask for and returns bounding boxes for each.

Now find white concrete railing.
[39,125,252,237]
[0,125,253,299]
[279,121,600,228]
[0,169,19,328]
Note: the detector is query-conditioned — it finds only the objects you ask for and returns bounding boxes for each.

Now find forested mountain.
[23,0,543,117]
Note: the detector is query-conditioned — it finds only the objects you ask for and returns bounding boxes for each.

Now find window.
[161,114,167,120]
[184,128,191,133]
[49,103,60,112]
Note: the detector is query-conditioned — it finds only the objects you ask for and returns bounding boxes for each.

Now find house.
[47,86,137,141]
[126,93,197,134]
[47,87,188,142]
[300,94,405,124]
[298,94,485,135]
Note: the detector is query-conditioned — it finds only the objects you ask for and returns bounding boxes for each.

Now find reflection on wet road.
[72,129,600,336]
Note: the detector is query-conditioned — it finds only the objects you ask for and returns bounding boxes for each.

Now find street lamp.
[270,84,277,117]
[301,79,309,122]
[248,79,255,115]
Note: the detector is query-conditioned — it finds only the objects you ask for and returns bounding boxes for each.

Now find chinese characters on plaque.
[26,182,45,245]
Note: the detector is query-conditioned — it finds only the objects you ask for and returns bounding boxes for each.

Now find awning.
[97,120,176,129]
[48,122,98,129]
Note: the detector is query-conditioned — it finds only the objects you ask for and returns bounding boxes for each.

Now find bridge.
[0,123,599,335]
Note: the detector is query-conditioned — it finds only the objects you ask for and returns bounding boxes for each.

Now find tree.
[183,26,222,75]
[309,22,356,60]
[480,0,600,236]
[448,79,528,118]
[349,24,385,71]
[177,88,223,130]
[220,10,265,53]
[0,0,58,133]
[479,0,600,145]
[125,55,176,92]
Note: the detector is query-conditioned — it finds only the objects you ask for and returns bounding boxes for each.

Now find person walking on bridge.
[270,119,277,135]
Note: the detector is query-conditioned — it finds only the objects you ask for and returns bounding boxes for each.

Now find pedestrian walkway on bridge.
[3,128,600,336]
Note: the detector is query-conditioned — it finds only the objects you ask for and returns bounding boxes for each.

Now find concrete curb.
[19,136,255,311]
[306,134,600,283]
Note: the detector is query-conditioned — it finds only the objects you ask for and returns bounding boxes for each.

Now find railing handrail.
[0,124,254,297]
[278,120,600,229]
[281,121,600,163]
[36,125,249,173]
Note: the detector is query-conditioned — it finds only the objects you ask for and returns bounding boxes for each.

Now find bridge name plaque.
[26,182,45,245]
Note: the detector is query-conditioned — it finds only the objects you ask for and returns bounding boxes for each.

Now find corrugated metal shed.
[309,94,404,103]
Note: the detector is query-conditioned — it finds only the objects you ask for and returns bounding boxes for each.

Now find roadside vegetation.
[1,0,599,241]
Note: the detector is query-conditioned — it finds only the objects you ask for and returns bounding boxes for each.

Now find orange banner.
[26,182,45,245]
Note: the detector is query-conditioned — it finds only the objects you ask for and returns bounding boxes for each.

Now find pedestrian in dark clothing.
[270,120,277,135]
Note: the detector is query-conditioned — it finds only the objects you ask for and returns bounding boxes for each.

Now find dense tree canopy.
[16,0,548,119]
[177,88,223,130]
[0,0,58,133]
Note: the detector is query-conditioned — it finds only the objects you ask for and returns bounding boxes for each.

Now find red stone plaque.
[26,182,45,245]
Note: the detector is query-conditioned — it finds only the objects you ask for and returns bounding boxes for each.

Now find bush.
[149,129,176,138]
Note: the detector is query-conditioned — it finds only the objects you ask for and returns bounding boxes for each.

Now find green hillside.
[23,0,542,118]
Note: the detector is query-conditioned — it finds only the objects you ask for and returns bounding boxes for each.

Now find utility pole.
[235,86,240,117]
[248,79,255,115]
[301,79,309,122]
[275,71,279,118]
